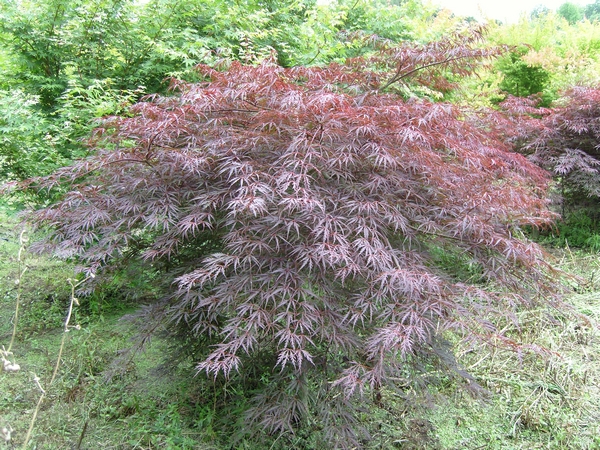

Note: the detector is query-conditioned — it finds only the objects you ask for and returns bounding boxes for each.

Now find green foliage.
[0,0,178,106]
[333,0,414,41]
[497,49,553,104]
[558,2,584,24]
[0,82,143,184]
[0,48,17,91]
[54,78,145,156]
[540,210,600,250]
[204,0,320,68]
[586,0,600,21]
[0,90,64,180]
[0,0,189,107]
[0,0,341,106]
[484,14,600,106]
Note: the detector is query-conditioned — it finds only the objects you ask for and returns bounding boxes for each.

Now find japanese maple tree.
[502,87,600,209]
[17,29,560,446]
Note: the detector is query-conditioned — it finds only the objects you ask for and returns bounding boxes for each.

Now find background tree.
[0,0,226,108]
[531,5,551,19]
[0,0,211,180]
[585,0,600,20]
[482,13,600,109]
[0,91,60,181]
[497,47,552,104]
[558,2,584,24]
[16,31,561,446]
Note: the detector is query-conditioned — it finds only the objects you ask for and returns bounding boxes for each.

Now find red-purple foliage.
[356,26,508,93]
[501,87,600,205]
[17,31,560,446]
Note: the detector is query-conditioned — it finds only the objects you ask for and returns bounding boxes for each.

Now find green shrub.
[540,210,600,249]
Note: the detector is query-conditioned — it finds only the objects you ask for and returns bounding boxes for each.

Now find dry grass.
[426,249,600,449]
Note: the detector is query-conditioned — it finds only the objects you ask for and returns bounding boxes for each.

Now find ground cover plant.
[5,28,575,448]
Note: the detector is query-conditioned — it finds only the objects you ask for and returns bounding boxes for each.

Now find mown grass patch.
[425,250,600,449]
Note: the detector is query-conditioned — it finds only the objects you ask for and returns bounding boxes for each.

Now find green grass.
[427,251,600,450]
[430,299,600,449]
[1,206,600,449]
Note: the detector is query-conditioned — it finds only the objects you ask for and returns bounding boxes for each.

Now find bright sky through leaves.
[430,0,588,23]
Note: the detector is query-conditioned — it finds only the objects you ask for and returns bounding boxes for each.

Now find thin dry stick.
[50,277,87,385]
[22,374,45,449]
[0,229,28,448]
[22,275,92,449]
[564,239,576,267]
[7,229,28,353]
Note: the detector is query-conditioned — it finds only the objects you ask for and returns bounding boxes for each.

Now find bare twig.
[22,273,93,449]
[8,229,28,354]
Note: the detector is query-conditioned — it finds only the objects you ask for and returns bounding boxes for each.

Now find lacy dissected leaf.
[501,87,600,203]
